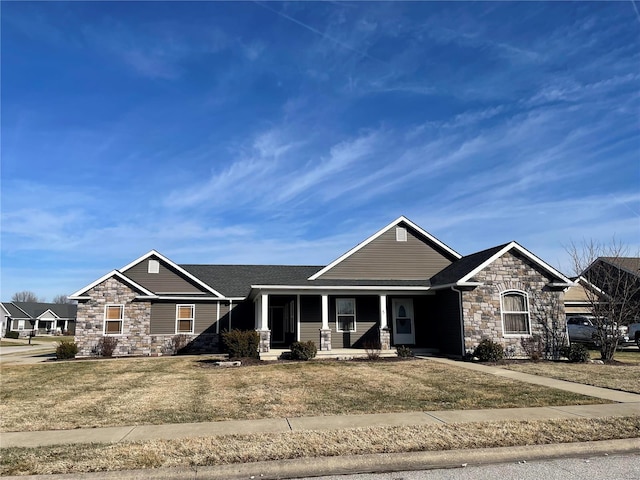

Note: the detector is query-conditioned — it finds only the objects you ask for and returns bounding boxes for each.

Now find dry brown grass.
[2,416,638,476]
[0,357,608,432]
[503,352,640,394]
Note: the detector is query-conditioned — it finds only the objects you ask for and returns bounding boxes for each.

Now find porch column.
[320,294,331,351]
[257,294,270,353]
[379,295,390,350]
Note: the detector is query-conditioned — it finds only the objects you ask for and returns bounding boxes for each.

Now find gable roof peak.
[308,216,461,280]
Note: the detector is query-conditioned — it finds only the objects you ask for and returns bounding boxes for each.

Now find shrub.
[222,329,259,359]
[56,340,78,359]
[473,338,504,362]
[561,343,590,363]
[290,340,317,360]
[97,337,119,357]
[170,334,191,355]
[521,334,544,361]
[5,331,20,339]
[396,345,414,358]
[363,340,381,360]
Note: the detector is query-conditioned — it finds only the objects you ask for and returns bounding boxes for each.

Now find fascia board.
[308,216,461,280]
[458,242,572,285]
[120,250,224,298]
[68,270,157,299]
[37,309,60,319]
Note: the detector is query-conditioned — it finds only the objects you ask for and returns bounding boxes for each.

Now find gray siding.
[329,295,379,348]
[125,257,206,293]
[150,302,219,335]
[299,295,322,345]
[150,303,176,334]
[319,223,455,280]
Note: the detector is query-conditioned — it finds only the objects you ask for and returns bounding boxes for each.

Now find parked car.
[628,322,640,348]
[566,316,629,346]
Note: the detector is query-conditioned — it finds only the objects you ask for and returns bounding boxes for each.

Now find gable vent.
[148,259,160,274]
[396,227,407,242]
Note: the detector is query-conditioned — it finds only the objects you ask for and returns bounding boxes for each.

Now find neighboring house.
[70,216,572,358]
[1,302,77,335]
[564,256,640,323]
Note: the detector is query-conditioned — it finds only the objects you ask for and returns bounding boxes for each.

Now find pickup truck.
[566,316,630,346]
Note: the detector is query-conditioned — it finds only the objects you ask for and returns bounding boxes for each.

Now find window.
[104,305,124,335]
[148,259,160,274]
[500,291,530,335]
[336,298,356,332]
[396,227,407,242]
[17,320,25,331]
[176,305,194,334]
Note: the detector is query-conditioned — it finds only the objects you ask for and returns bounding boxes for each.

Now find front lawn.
[503,350,640,394]
[0,357,607,432]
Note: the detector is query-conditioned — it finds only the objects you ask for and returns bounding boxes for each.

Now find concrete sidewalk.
[2,402,639,449]
[423,356,640,403]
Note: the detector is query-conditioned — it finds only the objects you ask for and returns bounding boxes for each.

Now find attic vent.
[396,227,407,242]
[148,259,160,274]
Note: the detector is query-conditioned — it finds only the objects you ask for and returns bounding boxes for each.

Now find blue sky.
[1,1,639,301]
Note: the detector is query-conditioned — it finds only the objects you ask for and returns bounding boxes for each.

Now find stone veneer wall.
[461,250,565,357]
[75,277,220,357]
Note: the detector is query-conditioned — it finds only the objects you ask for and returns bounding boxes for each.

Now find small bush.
[170,334,191,355]
[396,345,414,358]
[521,334,544,361]
[5,331,20,339]
[561,343,590,363]
[56,340,78,359]
[290,340,317,361]
[473,338,504,362]
[222,329,259,359]
[97,337,119,357]
[363,340,381,360]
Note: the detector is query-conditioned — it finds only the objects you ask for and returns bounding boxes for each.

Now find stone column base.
[379,328,391,350]
[258,330,271,353]
[320,329,332,351]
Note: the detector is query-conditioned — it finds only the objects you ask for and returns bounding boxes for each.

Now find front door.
[392,298,415,345]
[269,306,285,344]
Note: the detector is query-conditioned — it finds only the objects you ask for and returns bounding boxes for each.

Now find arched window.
[500,290,531,335]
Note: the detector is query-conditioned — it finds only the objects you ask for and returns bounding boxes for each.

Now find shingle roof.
[181,264,431,297]
[599,257,640,278]
[5,302,77,319]
[1,302,30,318]
[429,243,510,286]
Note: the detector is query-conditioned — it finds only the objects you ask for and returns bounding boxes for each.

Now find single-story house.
[69,216,573,358]
[1,302,77,336]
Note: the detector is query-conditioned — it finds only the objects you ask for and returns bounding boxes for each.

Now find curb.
[5,438,639,480]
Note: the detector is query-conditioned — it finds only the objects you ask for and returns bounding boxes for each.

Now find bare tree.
[52,294,71,304]
[11,291,43,303]
[566,239,640,361]
[529,291,566,361]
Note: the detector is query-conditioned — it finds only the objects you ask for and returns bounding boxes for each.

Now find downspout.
[451,286,466,358]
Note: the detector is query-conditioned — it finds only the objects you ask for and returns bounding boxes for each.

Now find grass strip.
[2,416,638,476]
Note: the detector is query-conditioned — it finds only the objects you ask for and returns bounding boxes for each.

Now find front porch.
[253,291,436,353]
[260,347,439,361]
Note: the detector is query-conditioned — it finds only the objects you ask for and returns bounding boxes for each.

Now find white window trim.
[336,298,357,333]
[500,290,531,336]
[18,320,25,331]
[175,304,195,334]
[104,304,124,336]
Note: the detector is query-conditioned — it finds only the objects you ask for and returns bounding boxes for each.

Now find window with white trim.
[104,305,124,335]
[176,304,195,334]
[500,290,531,335]
[18,320,25,331]
[396,227,407,242]
[336,298,356,332]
